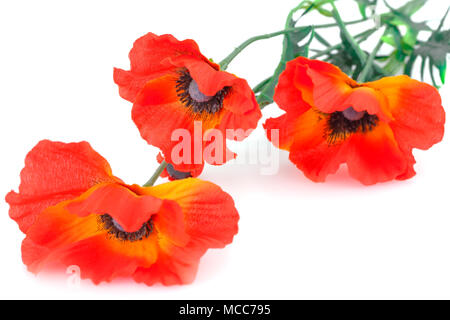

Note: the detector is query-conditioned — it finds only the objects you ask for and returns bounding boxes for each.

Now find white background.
[1,0,449,299]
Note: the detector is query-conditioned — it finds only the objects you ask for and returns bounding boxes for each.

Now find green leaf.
[301,0,334,17]
[438,59,447,84]
[327,47,357,75]
[404,52,418,76]
[314,32,331,47]
[396,0,426,16]
[332,4,367,69]
[420,57,426,81]
[355,0,378,19]
[429,60,440,88]
[380,0,430,53]
[296,28,315,58]
[383,50,406,75]
[416,30,450,85]
[286,24,314,60]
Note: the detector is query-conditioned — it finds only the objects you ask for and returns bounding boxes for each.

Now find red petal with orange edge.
[346,122,408,185]
[132,179,239,285]
[5,140,119,233]
[139,179,239,247]
[288,109,348,182]
[65,183,163,233]
[150,198,190,247]
[367,75,445,150]
[22,198,163,284]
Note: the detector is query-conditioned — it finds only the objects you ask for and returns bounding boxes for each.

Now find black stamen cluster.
[326,111,379,144]
[99,214,153,242]
[175,69,230,116]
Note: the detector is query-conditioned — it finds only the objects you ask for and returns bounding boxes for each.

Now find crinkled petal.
[65,183,163,233]
[114,33,215,103]
[346,122,408,185]
[133,74,236,170]
[288,109,348,182]
[367,75,445,150]
[5,140,119,233]
[21,201,159,283]
[131,178,238,285]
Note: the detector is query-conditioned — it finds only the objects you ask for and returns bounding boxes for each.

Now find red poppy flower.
[114,33,261,172]
[6,140,239,285]
[157,153,203,181]
[264,57,445,185]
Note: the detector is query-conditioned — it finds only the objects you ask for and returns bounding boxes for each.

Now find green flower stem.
[253,77,272,94]
[313,17,368,29]
[143,160,168,187]
[219,27,312,70]
[357,39,384,82]
[219,19,370,70]
[256,95,271,110]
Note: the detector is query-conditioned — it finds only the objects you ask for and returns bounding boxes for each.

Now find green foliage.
[254,0,448,107]
[257,25,314,106]
[355,0,378,19]
[410,9,450,86]
[300,0,335,17]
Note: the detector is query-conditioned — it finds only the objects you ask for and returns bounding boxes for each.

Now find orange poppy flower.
[114,33,262,172]
[264,57,445,185]
[157,153,203,181]
[6,140,239,285]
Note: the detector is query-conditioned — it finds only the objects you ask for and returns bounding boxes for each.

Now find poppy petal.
[114,33,210,103]
[133,241,206,286]
[264,113,305,151]
[5,140,119,233]
[288,109,348,182]
[367,76,445,150]
[346,122,408,185]
[132,74,195,169]
[292,57,357,109]
[273,61,312,114]
[22,197,162,284]
[133,74,236,170]
[129,33,206,75]
[135,179,239,248]
[113,67,169,103]
[65,183,163,233]
[131,179,239,285]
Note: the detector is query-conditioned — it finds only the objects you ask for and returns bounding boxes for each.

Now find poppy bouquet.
[6,0,448,286]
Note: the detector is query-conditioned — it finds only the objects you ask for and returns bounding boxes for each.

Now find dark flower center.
[176,69,230,115]
[325,107,379,144]
[99,214,153,242]
[166,163,192,180]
